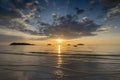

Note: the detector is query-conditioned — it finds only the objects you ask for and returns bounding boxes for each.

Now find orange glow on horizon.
[56,39,63,43]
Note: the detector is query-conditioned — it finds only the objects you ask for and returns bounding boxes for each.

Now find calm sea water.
[0,45,120,80]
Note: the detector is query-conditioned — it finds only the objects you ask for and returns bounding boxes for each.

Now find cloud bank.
[44,16,101,39]
[0,0,118,40]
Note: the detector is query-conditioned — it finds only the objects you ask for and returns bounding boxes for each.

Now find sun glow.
[56,39,63,43]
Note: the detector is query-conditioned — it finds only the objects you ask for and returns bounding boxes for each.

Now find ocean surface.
[0,45,120,80]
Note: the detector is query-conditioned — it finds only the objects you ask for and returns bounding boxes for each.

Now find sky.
[0,0,120,45]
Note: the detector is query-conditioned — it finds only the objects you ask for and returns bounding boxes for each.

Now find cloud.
[0,28,25,44]
[43,16,101,39]
[100,0,120,20]
[0,3,103,40]
[0,0,45,37]
[0,0,114,40]
[89,0,120,20]
[0,6,21,19]
[97,26,117,32]
[0,0,42,19]
[52,13,60,18]
[44,0,49,6]
[0,28,47,41]
[0,34,24,45]
[74,7,85,15]
[100,0,120,7]
[106,4,120,20]
[53,1,56,7]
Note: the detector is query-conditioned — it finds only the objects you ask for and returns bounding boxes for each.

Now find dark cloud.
[74,7,85,15]
[0,6,21,19]
[0,14,102,40]
[0,0,44,36]
[89,0,120,20]
[0,0,113,40]
[43,16,101,39]
[100,0,120,20]
[100,0,120,8]
[0,0,42,19]
[90,0,120,9]
[105,4,120,20]
[0,1,103,40]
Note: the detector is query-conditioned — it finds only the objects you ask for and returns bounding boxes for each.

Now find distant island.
[77,43,84,45]
[10,42,35,46]
[67,44,71,46]
[47,44,52,46]
[73,45,77,47]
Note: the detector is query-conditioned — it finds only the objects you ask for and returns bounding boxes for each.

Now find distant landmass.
[77,43,84,45]
[10,42,35,45]
[47,44,52,46]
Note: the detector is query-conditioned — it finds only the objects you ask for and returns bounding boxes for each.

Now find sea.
[0,45,120,80]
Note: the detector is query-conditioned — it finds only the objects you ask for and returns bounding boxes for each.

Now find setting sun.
[56,39,63,43]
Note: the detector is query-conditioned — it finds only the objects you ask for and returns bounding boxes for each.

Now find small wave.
[0,51,120,58]
[0,66,120,75]
[0,52,55,57]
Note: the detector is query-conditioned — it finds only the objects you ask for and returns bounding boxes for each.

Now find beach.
[0,45,120,80]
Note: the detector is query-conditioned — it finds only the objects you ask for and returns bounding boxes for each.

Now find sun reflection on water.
[58,45,61,54]
[55,44,64,78]
[57,45,62,65]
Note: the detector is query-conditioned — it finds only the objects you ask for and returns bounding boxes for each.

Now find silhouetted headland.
[10,42,35,46]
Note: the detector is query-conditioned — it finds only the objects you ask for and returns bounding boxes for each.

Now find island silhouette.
[77,43,84,45]
[10,42,35,45]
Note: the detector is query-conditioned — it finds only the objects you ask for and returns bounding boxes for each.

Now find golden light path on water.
[58,45,61,54]
[55,44,64,77]
[56,39,63,66]
[57,44,62,65]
